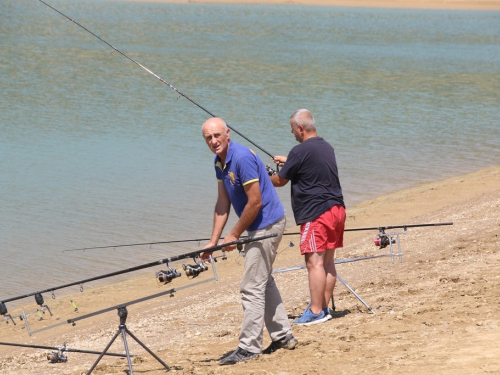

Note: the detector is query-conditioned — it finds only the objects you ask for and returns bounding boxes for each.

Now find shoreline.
[1,164,498,309]
[112,0,500,10]
[1,164,499,374]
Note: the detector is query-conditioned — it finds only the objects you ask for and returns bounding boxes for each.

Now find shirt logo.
[228,171,236,186]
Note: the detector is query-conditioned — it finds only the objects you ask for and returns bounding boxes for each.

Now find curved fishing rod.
[62,222,453,252]
[0,233,276,305]
[38,0,276,160]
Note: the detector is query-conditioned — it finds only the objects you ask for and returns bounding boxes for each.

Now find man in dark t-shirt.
[270,109,346,326]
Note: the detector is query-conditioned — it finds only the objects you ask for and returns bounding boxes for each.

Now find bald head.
[202,117,228,134]
[202,117,231,160]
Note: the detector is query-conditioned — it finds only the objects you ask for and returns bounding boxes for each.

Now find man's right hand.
[273,156,287,167]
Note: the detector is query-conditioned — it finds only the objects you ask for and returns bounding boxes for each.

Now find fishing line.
[37,0,276,159]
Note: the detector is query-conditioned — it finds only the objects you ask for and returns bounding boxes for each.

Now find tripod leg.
[121,327,135,375]
[86,329,121,375]
[337,274,375,314]
[125,327,170,371]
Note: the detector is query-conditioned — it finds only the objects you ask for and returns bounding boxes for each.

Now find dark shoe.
[262,334,298,354]
[219,347,259,365]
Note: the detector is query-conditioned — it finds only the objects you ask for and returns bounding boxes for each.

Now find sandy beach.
[1,164,499,374]
[113,0,500,10]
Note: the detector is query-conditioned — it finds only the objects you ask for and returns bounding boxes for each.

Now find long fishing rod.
[338,222,454,232]
[0,341,129,360]
[282,222,454,238]
[37,0,276,159]
[63,237,215,252]
[0,233,276,305]
[62,222,453,252]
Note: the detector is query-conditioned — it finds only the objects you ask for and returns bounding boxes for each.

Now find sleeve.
[215,160,223,181]
[237,153,260,186]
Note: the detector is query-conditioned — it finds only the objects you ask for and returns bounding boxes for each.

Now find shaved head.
[202,117,231,160]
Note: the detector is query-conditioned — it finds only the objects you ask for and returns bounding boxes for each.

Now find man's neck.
[302,132,318,142]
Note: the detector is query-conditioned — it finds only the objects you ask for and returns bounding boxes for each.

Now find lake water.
[1,0,499,306]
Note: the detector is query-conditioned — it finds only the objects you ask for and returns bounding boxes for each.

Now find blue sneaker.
[293,308,328,325]
[323,308,333,321]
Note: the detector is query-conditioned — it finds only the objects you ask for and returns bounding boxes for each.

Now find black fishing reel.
[156,266,182,284]
[374,234,395,249]
[265,164,277,176]
[47,351,67,363]
[182,261,208,278]
[0,301,15,325]
[47,343,68,363]
[0,302,7,316]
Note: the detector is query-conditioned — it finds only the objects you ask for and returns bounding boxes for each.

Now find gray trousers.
[238,215,292,353]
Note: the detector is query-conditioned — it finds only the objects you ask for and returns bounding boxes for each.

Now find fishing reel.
[47,350,67,363]
[47,343,68,363]
[182,260,208,278]
[265,164,277,176]
[374,234,395,249]
[0,301,15,325]
[0,301,7,316]
[156,265,182,285]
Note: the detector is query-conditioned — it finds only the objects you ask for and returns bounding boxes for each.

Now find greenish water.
[1,0,499,303]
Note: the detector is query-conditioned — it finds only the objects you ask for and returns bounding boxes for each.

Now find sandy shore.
[1,164,499,374]
[112,0,500,10]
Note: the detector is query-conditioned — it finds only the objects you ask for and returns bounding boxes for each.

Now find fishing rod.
[62,234,272,252]
[0,341,129,363]
[63,237,215,252]
[340,222,454,232]
[283,222,454,236]
[62,222,453,252]
[286,222,454,250]
[0,233,276,306]
[37,0,276,160]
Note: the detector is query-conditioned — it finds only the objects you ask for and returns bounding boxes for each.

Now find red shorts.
[299,204,346,255]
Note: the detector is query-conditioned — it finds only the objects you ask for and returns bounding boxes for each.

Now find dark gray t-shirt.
[278,137,344,224]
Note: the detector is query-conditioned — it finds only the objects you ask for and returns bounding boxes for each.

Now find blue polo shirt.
[214,141,284,231]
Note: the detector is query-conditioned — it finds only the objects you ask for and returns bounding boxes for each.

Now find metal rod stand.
[86,307,169,375]
[336,274,375,314]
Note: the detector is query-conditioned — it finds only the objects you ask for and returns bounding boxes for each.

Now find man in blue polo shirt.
[200,117,297,365]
